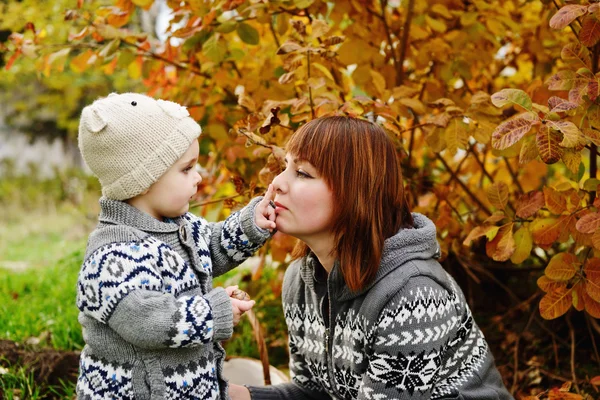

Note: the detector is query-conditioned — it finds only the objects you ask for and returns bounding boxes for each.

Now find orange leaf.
[540,286,572,319]
[543,186,567,214]
[545,253,579,281]
[485,223,516,262]
[583,289,600,318]
[463,225,499,246]
[5,49,21,71]
[585,258,600,301]
[516,191,544,218]
[590,375,600,386]
[592,228,600,250]
[575,212,600,233]
[70,49,95,73]
[580,16,600,47]
[491,115,537,150]
[486,182,509,210]
[531,217,562,245]
[536,125,563,164]
[549,5,587,30]
[538,275,565,293]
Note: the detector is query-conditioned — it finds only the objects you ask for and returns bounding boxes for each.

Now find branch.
[269,17,281,49]
[437,154,493,216]
[586,314,600,369]
[566,312,580,394]
[375,0,399,77]
[511,305,537,395]
[503,157,524,194]
[307,50,315,119]
[396,0,415,85]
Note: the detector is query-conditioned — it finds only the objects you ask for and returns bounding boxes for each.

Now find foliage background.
[3,0,600,398]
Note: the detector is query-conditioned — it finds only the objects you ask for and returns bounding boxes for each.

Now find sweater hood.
[300,213,441,301]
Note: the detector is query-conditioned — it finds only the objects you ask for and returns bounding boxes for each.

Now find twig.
[566,312,580,394]
[589,315,600,336]
[190,191,249,208]
[511,306,537,394]
[269,18,281,49]
[586,314,600,368]
[553,334,560,369]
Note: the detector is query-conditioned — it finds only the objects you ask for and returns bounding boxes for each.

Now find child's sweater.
[76,197,269,400]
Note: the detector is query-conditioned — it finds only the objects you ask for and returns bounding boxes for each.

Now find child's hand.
[230,297,255,326]
[254,184,277,232]
[229,383,252,400]
[226,285,250,301]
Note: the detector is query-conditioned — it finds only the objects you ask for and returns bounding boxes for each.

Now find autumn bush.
[4,0,600,398]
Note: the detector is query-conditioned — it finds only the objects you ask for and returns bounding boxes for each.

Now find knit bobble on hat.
[78,92,201,201]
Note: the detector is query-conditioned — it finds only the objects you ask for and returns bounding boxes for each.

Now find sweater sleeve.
[76,238,234,349]
[357,276,463,400]
[185,197,271,277]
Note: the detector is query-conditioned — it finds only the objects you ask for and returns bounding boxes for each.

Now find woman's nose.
[194,169,202,186]
[272,171,286,193]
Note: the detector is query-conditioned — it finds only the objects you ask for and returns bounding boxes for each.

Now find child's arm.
[187,186,275,277]
[77,237,250,349]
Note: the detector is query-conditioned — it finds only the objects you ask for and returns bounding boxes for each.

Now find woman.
[230,116,513,399]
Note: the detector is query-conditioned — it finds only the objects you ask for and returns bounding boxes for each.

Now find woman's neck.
[303,234,336,274]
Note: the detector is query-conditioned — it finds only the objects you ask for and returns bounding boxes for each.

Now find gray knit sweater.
[249,213,513,400]
[76,197,270,400]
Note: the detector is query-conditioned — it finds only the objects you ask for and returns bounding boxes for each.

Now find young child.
[76,92,276,399]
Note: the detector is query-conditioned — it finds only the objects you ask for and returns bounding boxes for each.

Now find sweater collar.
[300,213,440,301]
[98,197,181,233]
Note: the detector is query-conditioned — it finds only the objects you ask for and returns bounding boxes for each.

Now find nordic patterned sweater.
[248,213,513,400]
[76,197,270,400]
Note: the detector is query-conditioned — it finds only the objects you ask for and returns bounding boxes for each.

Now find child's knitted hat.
[78,93,201,200]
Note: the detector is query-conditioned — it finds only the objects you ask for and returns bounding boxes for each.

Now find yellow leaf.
[425,15,447,33]
[311,19,330,38]
[486,182,509,210]
[585,258,600,301]
[127,57,142,79]
[545,253,579,281]
[131,0,154,10]
[370,70,387,98]
[444,118,469,156]
[511,226,532,264]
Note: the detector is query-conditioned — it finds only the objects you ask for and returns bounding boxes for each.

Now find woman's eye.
[296,170,312,178]
[183,166,193,173]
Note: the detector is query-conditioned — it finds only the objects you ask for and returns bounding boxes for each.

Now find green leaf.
[237,22,259,45]
[491,88,532,111]
[203,34,227,63]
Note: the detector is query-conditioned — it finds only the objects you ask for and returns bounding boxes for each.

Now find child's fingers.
[225,285,239,296]
[231,298,256,312]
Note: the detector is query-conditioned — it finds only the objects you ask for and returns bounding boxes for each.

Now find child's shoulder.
[84,222,155,261]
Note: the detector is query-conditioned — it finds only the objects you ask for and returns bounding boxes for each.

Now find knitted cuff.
[239,197,271,244]
[205,287,233,341]
[246,385,282,400]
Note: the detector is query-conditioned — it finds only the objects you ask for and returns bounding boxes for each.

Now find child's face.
[134,140,202,220]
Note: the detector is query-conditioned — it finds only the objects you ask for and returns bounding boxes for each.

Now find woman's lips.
[274,201,288,213]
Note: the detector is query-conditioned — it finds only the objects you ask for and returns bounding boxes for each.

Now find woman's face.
[271,154,334,241]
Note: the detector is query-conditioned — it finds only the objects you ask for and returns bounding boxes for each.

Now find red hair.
[286,116,413,292]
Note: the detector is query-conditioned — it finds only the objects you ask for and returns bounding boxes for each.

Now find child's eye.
[183,166,193,173]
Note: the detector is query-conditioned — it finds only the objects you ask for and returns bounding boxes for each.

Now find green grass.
[0,249,84,350]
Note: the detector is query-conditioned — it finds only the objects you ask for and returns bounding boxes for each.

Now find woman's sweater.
[248,213,513,400]
[76,197,269,400]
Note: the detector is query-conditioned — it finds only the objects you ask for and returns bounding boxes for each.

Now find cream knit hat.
[78,93,201,200]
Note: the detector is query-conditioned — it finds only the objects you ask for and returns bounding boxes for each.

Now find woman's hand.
[254,184,277,232]
[229,383,252,400]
